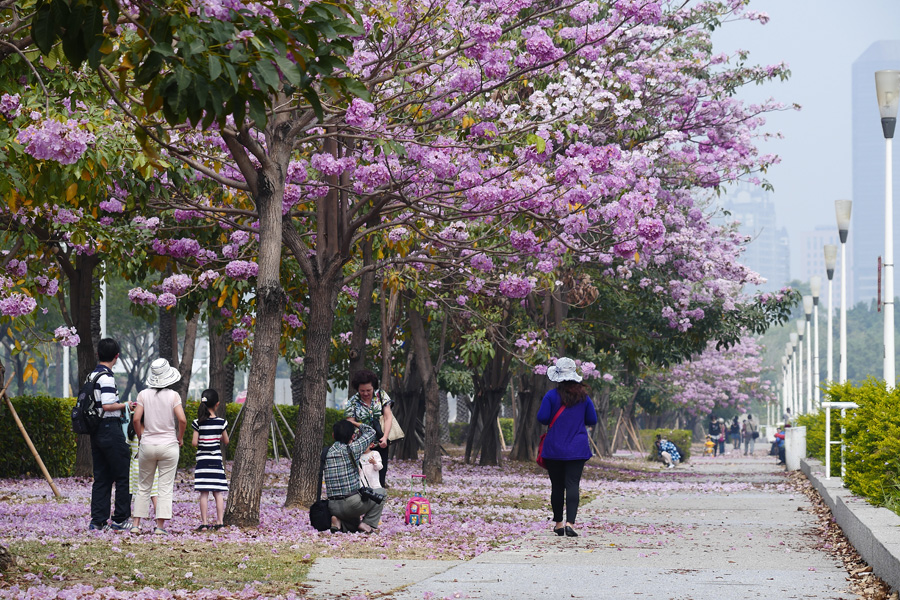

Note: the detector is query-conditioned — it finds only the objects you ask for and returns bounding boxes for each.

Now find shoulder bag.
[308,447,332,531]
[536,406,565,469]
[377,390,405,442]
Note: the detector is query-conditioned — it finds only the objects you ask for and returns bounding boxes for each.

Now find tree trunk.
[172,315,198,402]
[455,393,470,423]
[224,163,286,527]
[347,239,375,383]
[591,385,611,457]
[284,274,341,508]
[472,344,512,466]
[408,305,441,483]
[158,304,176,364]
[70,253,100,477]
[509,371,548,461]
[290,366,304,406]
[208,299,235,412]
[439,390,450,443]
[390,349,424,460]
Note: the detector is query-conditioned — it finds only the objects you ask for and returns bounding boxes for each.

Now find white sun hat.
[547,357,582,383]
[146,358,181,389]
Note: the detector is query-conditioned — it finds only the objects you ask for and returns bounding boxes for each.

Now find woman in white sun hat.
[537,357,597,538]
[131,358,187,535]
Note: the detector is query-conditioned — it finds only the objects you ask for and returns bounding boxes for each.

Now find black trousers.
[377,443,389,488]
[90,419,131,526]
[544,458,587,524]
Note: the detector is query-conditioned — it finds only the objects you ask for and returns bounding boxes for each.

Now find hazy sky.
[711,0,900,277]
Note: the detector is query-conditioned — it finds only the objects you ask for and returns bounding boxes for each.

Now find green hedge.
[0,396,77,478]
[639,428,692,463]
[499,418,514,445]
[0,395,345,477]
[829,380,900,506]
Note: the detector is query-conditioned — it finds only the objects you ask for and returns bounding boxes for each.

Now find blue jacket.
[536,388,598,461]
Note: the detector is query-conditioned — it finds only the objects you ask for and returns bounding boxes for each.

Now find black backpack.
[71,369,108,434]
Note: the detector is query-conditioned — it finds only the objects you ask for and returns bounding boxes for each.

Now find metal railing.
[821,401,859,481]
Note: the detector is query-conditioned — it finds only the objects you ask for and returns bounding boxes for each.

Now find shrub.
[499,418,514,445]
[448,422,468,446]
[639,428,692,463]
[837,379,900,506]
[0,396,77,478]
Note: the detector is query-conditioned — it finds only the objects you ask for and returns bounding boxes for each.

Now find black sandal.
[195,525,210,532]
[212,524,225,530]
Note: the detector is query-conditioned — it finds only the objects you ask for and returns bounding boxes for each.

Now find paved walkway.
[304,450,854,599]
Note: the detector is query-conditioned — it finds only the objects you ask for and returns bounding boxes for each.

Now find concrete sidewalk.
[304,451,854,599]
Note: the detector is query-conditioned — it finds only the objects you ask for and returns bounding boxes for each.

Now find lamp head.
[824,244,838,279]
[803,295,813,316]
[781,356,788,367]
[835,200,852,242]
[875,70,900,138]
[789,332,798,346]
[795,320,805,338]
[810,276,822,300]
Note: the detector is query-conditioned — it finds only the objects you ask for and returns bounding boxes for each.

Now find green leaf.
[274,55,302,87]
[208,55,222,81]
[253,59,281,90]
[341,77,370,101]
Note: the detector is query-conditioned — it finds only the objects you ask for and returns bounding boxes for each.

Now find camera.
[359,486,385,504]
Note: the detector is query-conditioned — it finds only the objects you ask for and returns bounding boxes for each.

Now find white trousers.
[134,442,179,519]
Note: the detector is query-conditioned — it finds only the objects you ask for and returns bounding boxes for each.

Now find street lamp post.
[811,276,822,409]
[803,296,814,413]
[790,332,800,416]
[876,70,900,389]
[784,347,793,419]
[795,322,806,414]
[824,245,837,384]
[835,200,852,384]
[781,356,789,421]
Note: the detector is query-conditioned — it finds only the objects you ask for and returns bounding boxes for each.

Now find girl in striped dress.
[191,389,229,531]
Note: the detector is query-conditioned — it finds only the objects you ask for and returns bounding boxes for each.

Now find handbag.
[536,406,565,469]
[752,431,760,439]
[309,447,332,532]
[380,414,405,442]
[376,390,404,442]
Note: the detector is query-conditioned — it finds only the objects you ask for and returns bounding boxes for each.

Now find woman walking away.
[131,359,186,535]
[537,357,597,538]
[730,416,741,450]
[345,370,395,488]
[192,389,229,531]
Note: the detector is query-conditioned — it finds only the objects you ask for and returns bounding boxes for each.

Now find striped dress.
[192,417,229,492]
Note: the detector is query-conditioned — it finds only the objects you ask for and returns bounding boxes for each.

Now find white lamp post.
[835,200,852,384]
[876,70,900,389]
[824,244,837,384]
[781,355,789,421]
[795,322,806,414]
[811,276,822,409]
[803,296,814,414]
[790,332,800,416]
[783,348,792,419]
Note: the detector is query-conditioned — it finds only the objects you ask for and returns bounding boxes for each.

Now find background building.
[851,40,900,303]
[720,184,791,293]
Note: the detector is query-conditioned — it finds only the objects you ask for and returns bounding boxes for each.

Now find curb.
[801,457,900,591]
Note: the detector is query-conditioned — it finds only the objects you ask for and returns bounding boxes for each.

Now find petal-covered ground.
[0,448,795,599]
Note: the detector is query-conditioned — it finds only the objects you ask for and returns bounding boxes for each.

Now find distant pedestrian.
[88,338,132,532]
[655,435,681,469]
[710,418,727,456]
[730,416,741,450]
[742,414,758,455]
[774,425,786,466]
[537,357,597,538]
[192,389,229,531]
[131,359,186,535]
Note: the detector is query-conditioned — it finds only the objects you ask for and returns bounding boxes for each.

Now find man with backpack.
[88,338,132,531]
